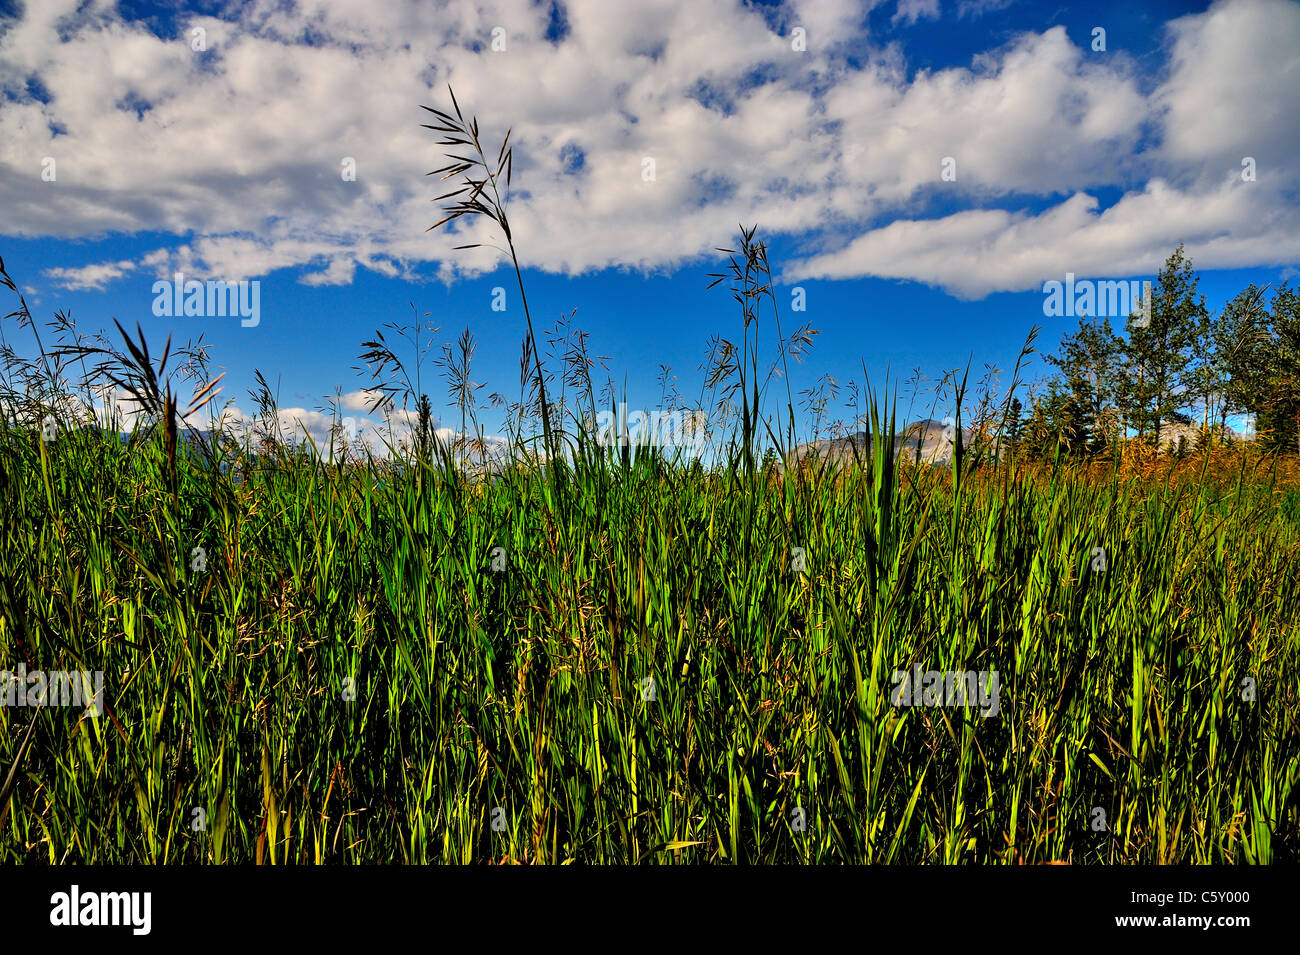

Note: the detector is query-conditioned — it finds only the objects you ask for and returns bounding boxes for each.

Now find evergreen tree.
[1045,316,1121,454]
[1213,282,1273,438]
[1186,290,1223,438]
[1258,282,1300,452]
[1023,382,1087,458]
[1118,245,1206,446]
[1020,393,1056,460]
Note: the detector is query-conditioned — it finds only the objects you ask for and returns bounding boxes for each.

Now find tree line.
[1007,245,1300,457]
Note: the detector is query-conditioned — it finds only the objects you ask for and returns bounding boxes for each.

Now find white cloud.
[0,0,1296,301]
[1154,0,1300,170]
[5,373,498,459]
[893,0,941,27]
[787,175,1297,298]
[300,256,357,286]
[43,259,138,290]
[339,388,389,412]
[956,0,1015,18]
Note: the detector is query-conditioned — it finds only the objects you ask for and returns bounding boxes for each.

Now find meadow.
[1,399,1297,863]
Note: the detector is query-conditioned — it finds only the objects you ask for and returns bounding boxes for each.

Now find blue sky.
[1,0,1298,448]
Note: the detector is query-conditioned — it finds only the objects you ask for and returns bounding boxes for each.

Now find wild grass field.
[1,93,1298,865]
[1,398,1298,863]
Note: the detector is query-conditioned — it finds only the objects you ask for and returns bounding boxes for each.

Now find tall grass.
[1,406,1297,862]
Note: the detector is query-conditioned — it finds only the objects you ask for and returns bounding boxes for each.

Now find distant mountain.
[782,418,1255,469]
[782,419,972,471]
[1154,421,1252,449]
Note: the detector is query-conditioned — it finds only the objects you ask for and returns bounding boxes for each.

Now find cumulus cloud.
[893,0,941,27]
[957,0,1016,17]
[787,176,1297,298]
[790,0,1300,294]
[0,0,1296,300]
[1154,0,1300,171]
[339,388,389,412]
[40,386,499,460]
[42,259,138,290]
